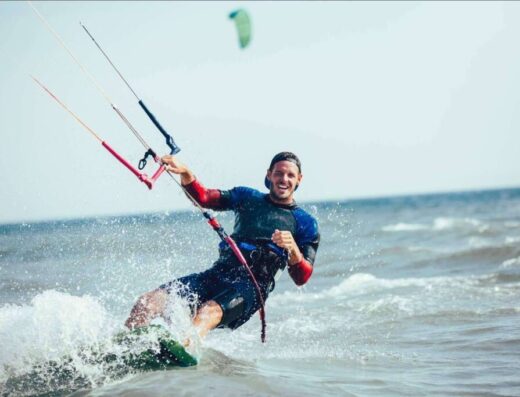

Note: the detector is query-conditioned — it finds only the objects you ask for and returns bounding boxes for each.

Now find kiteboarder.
[125,152,320,339]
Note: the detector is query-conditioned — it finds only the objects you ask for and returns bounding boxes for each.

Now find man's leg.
[125,289,168,329]
[125,290,223,334]
[192,300,223,338]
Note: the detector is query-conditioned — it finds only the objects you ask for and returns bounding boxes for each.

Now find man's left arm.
[271,229,320,286]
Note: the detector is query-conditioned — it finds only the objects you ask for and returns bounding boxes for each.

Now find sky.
[1,1,519,224]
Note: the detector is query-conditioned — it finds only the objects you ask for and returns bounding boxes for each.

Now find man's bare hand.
[271,229,303,265]
[161,155,195,185]
[161,155,187,173]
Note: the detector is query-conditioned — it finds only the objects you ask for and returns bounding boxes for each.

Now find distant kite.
[229,9,252,49]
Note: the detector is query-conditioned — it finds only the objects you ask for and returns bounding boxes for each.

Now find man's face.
[267,160,302,204]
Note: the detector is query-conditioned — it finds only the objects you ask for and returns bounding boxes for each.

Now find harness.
[219,240,289,292]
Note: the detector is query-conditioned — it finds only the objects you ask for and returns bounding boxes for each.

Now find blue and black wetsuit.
[160,179,320,330]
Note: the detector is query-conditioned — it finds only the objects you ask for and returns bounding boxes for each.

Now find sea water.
[1,188,519,396]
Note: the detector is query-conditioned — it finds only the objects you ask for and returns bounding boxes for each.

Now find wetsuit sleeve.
[290,209,320,286]
[183,179,232,211]
[288,236,319,286]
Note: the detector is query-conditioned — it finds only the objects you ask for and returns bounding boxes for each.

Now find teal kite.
[229,9,252,49]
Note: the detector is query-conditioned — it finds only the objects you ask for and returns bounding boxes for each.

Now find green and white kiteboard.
[113,325,198,370]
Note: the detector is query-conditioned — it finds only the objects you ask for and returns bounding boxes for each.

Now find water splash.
[0,289,198,396]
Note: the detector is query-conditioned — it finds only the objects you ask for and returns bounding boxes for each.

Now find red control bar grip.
[101,141,164,189]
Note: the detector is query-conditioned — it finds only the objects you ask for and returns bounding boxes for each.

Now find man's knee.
[197,300,223,318]
[194,300,223,328]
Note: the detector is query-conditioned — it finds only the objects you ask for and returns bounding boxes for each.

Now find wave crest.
[382,217,490,233]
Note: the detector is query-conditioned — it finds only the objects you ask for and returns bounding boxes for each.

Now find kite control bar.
[102,141,166,189]
[31,76,165,190]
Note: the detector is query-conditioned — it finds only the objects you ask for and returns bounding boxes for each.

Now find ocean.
[1,188,519,396]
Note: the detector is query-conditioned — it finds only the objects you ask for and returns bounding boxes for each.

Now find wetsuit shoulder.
[227,186,264,209]
[292,207,320,245]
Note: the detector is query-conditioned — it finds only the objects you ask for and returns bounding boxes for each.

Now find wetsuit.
[160,179,320,329]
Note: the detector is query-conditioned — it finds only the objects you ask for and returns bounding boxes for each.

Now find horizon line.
[1,184,519,227]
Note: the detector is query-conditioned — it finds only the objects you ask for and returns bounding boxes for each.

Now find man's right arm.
[161,155,231,211]
[183,179,230,210]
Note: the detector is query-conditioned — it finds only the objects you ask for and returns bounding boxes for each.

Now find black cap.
[268,152,301,172]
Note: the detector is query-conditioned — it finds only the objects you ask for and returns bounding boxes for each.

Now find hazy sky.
[1,1,519,224]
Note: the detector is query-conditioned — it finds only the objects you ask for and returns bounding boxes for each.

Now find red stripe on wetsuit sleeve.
[183,179,223,209]
[288,258,313,286]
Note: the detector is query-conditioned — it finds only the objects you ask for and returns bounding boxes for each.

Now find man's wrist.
[288,250,304,265]
[180,171,195,186]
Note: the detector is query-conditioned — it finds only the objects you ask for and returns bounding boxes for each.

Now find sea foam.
[382,217,489,233]
[0,290,116,383]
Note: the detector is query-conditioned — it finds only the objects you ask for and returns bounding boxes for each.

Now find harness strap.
[219,240,286,258]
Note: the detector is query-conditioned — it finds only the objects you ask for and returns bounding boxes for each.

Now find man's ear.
[294,173,303,191]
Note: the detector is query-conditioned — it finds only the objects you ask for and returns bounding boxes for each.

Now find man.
[125,152,320,339]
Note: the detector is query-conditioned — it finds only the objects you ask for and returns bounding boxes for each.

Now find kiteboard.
[112,325,198,370]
